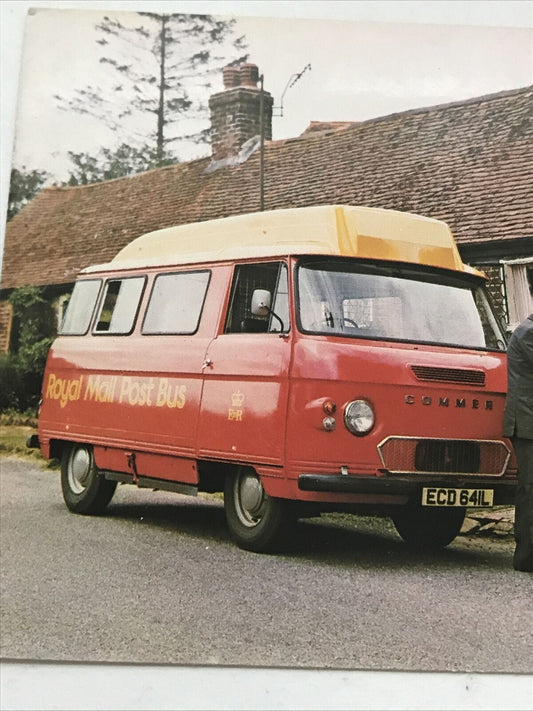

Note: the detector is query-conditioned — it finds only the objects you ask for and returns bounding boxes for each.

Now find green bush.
[1,286,55,413]
[0,356,24,411]
[0,355,43,412]
[10,286,55,371]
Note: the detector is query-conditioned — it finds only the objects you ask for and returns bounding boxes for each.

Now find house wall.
[0,300,13,354]
[473,264,508,324]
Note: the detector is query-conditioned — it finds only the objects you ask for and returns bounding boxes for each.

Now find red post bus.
[30,205,516,552]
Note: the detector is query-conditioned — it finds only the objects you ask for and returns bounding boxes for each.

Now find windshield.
[297,259,506,351]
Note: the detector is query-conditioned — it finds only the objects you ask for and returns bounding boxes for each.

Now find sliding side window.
[142,271,211,335]
[59,279,102,335]
[224,262,289,334]
[93,277,145,335]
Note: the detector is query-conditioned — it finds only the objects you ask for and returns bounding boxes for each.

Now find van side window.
[225,262,289,334]
[59,279,102,335]
[142,271,211,335]
[94,277,145,334]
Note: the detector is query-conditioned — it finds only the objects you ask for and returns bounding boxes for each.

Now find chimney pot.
[240,63,259,87]
[223,66,241,89]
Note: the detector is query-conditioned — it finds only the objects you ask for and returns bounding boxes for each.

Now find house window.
[142,271,211,335]
[94,277,145,335]
[59,280,102,335]
[224,262,289,334]
[503,258,533,329]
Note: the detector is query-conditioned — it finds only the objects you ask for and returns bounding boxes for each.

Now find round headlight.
[344,399,375,436]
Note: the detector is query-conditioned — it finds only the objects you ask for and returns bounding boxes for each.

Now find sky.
[1,3,533,708]
[6,1,533,184]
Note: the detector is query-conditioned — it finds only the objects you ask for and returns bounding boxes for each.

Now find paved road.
[1,457,531,674]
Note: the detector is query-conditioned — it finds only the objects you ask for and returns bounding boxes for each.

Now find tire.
[224,467,292,552]
[61,443,117,515]
[392,503,466,550]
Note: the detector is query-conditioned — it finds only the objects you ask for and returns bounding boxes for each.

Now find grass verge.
[0,424,58,467]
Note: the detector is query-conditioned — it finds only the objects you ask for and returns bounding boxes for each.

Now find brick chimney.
[209,63,273,162]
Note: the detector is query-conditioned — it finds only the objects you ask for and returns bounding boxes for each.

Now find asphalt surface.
[1,457,532,674]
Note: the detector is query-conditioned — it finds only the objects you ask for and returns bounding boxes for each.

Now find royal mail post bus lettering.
[29,205,517,552]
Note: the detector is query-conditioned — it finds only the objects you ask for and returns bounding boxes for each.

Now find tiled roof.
[2,86,532,290]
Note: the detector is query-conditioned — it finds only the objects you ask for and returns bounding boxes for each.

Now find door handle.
[202,358,213,369]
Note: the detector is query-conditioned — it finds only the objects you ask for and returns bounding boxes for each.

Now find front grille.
[378,437,510,476]
[411,365,485,386]
[415,439,479,473]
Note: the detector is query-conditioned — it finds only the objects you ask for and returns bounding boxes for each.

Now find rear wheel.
[61,443,116,514]
[224,467,292,552]
[392,503,466,550]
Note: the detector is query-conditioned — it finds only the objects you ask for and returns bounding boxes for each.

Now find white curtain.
[504,262,533,329]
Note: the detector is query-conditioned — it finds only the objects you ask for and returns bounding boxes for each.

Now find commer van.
[30,205,516,552]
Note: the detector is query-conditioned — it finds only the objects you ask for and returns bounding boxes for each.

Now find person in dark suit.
[503,310,533,572]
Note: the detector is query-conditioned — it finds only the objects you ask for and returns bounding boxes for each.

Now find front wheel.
[392,504,466,550]
[61,443,117,515]
[224,467,293,552]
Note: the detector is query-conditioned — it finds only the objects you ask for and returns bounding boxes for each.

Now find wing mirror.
[251,289,272,317]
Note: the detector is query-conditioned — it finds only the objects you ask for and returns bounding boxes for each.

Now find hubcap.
[68,447,92,494]
[235,470,266,527]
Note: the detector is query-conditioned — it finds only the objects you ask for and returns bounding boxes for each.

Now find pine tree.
[55,12,248,166]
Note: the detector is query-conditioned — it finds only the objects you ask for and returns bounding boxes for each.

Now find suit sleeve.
[518,323,533,370]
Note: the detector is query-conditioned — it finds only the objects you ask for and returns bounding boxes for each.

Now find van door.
[197,261,291,467]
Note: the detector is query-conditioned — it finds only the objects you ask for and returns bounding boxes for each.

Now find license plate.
[422,487,494,507]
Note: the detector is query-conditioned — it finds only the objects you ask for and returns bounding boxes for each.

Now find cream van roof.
[82,205,481,276]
